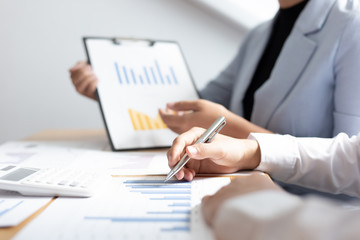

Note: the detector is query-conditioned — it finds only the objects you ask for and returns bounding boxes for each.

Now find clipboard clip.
[112,37,155,46]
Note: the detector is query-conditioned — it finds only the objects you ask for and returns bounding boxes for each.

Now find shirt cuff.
[248,133,299,181]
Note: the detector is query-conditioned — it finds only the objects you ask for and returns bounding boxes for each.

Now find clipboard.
[83,37,200,151]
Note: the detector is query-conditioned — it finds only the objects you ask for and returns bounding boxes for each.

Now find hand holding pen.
[165,116,261,182]
[165,116,226,182]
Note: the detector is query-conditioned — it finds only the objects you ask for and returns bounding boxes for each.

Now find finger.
[186,140,225,161]
[167,128,205,167]
[159,109,184,130]
[71,70,85,85]
[183,168,196,182]
[167,100,201,112]
[69,61,87,73]
[188,167,196,177]
[175,169,185,180]
[76,73,95,93]
[71,65,93,85]
[84,76,98,98]
[158,108,174,120]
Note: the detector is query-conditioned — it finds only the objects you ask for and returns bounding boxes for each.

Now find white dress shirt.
[251,132,360,198]
[212,132,360,239]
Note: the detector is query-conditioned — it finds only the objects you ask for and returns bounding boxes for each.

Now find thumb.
[186,142,223,161]
[167,100,201,112]
[69,61,86,73]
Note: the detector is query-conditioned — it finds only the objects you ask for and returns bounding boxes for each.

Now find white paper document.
[0,141,105,168]
[72,150,170,175]
[14,176,231,240]
[0,141,170,175]
[0,190,51,227]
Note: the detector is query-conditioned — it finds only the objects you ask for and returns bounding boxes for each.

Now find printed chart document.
[84,37,199,151]
[0,141,169,175]
[0,190,51,227]
[73,150,170,175]
[14,176,231,240]
[0,141,91,169]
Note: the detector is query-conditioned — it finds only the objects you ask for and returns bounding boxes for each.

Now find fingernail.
[187,146,198,156]
[167,102,175,108]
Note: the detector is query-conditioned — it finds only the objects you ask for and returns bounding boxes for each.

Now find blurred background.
[0,0,278,144]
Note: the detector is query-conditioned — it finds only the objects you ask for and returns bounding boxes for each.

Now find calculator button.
[70,181,80,187]
[58,180,69,186]
[46,179,56,184]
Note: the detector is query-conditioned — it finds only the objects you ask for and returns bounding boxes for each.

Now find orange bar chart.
[128,109,168,131]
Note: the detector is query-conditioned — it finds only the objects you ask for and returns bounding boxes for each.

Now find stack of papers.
[13,176,231,240]
[0,141,170,175]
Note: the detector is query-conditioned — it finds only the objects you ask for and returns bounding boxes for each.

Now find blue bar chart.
[12,177,232,239]
[114,60,178,86]
[84,179,192,233]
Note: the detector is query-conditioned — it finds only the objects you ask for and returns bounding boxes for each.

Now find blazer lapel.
[251,0,337,128]
[230,21,273,116]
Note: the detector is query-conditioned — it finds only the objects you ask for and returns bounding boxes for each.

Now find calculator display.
[0,168,38,181]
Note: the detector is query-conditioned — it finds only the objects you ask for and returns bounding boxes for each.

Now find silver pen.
[164,116,226,182]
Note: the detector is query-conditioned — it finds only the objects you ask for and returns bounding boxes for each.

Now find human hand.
[69,61,98,100]
[201,172,283,226]
[159,99,228,134]
[167,127,261,181]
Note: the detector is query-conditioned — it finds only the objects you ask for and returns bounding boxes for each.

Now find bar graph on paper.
[114,60,178,86]
[128,109,167,131]
[81,177,231,238]
[85,179,192,233]
[12,177,232,239]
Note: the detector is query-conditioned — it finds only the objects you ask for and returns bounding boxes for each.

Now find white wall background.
[0,0,247,144]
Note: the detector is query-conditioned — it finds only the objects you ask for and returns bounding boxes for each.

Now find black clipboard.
[83,37,200,151]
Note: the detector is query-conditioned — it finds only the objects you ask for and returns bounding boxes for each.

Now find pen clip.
[205,120,226,143]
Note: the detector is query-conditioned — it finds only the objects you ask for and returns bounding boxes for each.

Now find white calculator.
[0,165,105,197]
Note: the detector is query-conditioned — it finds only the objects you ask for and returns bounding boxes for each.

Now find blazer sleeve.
[251,132,360,198]
[213,190,360,240]
[333,11,360,136]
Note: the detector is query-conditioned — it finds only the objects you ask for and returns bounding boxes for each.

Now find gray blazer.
[200,0,360,137]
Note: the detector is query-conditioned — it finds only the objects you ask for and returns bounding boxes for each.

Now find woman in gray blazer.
[71,0,360,139]
[159,0,360,138]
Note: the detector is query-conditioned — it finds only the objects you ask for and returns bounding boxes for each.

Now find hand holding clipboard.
[69,60,98,100]
[83,37,199,151]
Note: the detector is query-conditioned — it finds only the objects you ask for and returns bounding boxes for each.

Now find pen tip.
[164,174,173,182]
